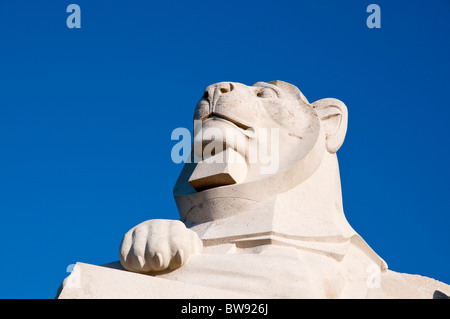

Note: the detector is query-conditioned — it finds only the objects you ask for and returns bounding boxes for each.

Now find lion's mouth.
[207,112,250,129]
[199,113,256,138]
[189,113,251,192]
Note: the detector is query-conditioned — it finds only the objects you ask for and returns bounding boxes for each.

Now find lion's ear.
[312,98,348,154]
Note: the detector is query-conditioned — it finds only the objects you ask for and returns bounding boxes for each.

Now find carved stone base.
[57,258,450,299]
[56,262,252,299]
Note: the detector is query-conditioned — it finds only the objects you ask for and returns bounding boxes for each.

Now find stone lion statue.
[117,81,449,298]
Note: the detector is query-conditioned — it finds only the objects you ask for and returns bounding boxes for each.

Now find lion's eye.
[257,88,277,98]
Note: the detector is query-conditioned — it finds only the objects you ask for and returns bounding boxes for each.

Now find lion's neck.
[190,152,356,244]
[271,152,354,237]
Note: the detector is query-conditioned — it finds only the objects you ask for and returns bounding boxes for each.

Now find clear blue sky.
[0,0,449,298]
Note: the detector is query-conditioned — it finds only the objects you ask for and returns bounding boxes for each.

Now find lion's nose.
[203,82,234,100]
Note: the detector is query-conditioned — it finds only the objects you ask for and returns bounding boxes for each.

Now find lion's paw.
[119,219,202,273]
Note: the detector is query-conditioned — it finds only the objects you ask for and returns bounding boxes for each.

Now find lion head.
[174,80,349,225]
